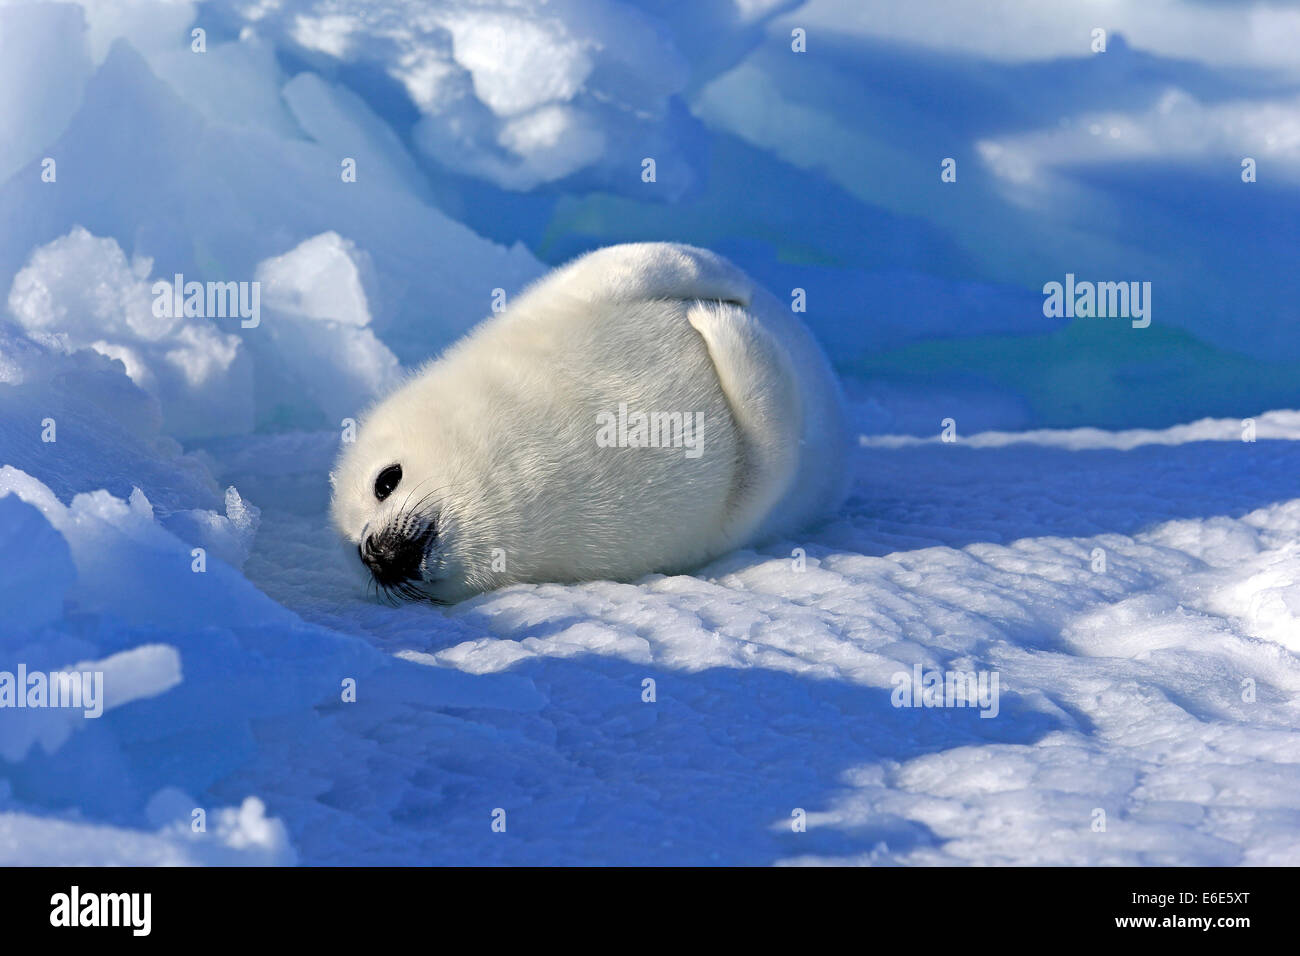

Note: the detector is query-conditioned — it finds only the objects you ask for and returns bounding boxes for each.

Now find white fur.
[330,242,849,602]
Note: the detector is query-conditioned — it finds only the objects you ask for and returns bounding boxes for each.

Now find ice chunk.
[0,319,230,517]
[161,486,262,569]
[251,233,401,426]
[0,2,92,182]
[0,797,294,866]
[978,89,1300,189]
[0,39,546,377]
[6,227,253,439]
[74,0,199,65]
[0,495,75,632]
[209,0,758,193]
[147,26,301,134]
[779,0,1300,71]
[0,642,182,762]
[281,71,433,200]
[256,232,373,328]
[0,465,274,629]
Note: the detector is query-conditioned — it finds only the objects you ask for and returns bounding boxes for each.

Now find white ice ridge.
[190,0,784,192]
[858,409,1300,450]
[781,0,1300,72]
[0,797,294,866]
[977,89,1300,188]
[0,645,181,762]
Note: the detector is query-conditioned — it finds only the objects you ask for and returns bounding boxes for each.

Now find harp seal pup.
[329,242,849,603]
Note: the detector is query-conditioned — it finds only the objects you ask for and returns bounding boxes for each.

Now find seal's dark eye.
[374,463,402,502]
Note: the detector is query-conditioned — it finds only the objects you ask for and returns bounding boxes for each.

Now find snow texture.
[0,0,1297,865]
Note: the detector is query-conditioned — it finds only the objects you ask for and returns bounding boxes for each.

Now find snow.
[0,796,294,866]
[1,0,1299,865]
[212,0,701,191]
[8,226,251,438]
[859,410,1300,450]
[977,89,1300,188]
[0,2,92,183]
[252,232,401,426]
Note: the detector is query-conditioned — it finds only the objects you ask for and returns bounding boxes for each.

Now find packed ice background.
[2,0,1299,864]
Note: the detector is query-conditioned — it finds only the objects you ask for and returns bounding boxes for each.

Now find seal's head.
[329,385,470,603]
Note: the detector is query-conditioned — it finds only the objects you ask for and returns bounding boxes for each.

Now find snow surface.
[1,0,1298,865]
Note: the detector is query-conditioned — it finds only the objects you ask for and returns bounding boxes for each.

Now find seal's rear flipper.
[687,300,801,548]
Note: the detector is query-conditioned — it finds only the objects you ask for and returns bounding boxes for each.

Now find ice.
[859,409,1300,450]
[0,319,228,514]
[0,796,294,866]
[0,2,92,183]
[252,232,400,427]
[185,405,1297,864]
[0,495,74,631]
[211,0,709,192]
[7,227,251,438]
[163,486,262,569]
[977,89,1300,189]
[783,0,1300,71]
[147,26,302,134]
[280,72,433,200]
[2,0,1299,865]
[693,8,1300,362]
[0,644,181,762]
[0,34,546,375]
[70,0,199,64]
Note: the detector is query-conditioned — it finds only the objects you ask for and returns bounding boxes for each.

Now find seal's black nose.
[362,531,424,586]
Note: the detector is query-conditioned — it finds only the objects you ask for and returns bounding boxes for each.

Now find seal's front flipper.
[687,300,801,548]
